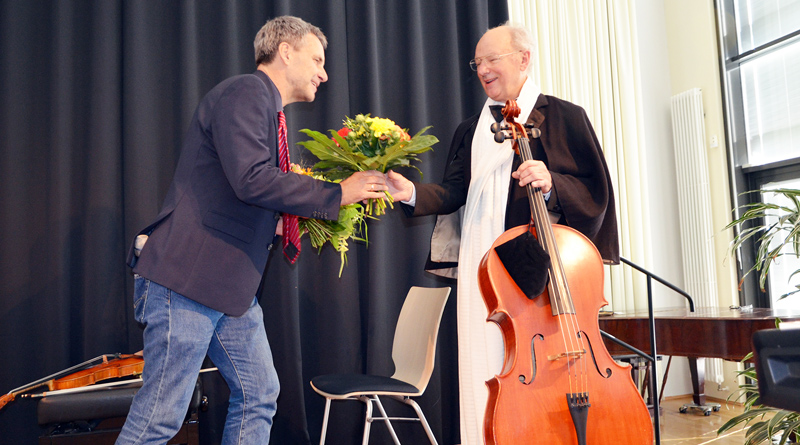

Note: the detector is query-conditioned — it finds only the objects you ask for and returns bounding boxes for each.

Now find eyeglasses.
[469,50,523,71]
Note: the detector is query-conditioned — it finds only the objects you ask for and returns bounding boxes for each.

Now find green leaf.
[728,188,800,299]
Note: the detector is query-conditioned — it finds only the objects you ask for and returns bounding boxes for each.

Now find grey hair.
[254,16,327,66]
[489,21,535,74]
[493,21,535,53]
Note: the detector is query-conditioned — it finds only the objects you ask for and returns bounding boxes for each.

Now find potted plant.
[727,188,800,302]
[718,187,800,444]
[717,347,800,444]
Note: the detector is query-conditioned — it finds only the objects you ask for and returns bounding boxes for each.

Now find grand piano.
[599,306,800,413]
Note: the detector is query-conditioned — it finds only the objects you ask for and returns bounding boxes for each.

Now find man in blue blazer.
[117,16,387,444]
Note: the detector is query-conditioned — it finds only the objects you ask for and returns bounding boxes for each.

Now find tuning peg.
[490,122,505,134]
[491,122,510,143]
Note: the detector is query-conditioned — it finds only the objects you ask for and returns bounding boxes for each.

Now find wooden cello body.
[478,101,653,444]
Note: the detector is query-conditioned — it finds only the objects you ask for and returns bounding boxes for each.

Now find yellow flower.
[368,117,397,137]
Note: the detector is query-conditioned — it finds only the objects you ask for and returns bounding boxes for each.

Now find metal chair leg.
[359,395,401,445]
[393,395,438,445]
[373,396,401,445]
[327,394,437,445]
[360,396,373,445]
[319,398,332,445]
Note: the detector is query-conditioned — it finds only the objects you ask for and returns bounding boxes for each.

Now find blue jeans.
[116,276,279,444]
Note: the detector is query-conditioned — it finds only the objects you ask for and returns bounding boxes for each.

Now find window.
[718,0,800,308]
[740,44,800,165]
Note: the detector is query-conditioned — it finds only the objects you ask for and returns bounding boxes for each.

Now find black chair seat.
[312,374,419,397]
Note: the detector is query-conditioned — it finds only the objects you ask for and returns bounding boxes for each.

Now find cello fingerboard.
[516,136,575,316]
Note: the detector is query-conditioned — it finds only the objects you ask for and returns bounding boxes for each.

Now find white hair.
[490,21,536,73]
[493,21,535,53]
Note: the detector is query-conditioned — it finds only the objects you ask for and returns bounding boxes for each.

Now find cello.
[478,101,653,444]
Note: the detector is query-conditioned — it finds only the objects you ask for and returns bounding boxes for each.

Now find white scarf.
[456,77,540,444]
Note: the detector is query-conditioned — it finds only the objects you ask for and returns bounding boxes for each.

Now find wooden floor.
[657,395,747,444]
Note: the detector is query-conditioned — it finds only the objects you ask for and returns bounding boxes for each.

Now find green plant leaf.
[718,354,800,444]
[728,188,800,298]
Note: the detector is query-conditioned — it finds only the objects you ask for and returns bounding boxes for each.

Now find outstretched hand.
[386,170,414,203]
[340,170,387,206]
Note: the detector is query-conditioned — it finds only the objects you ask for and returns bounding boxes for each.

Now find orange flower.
[334,127,351,147]
[395,125,411,141]
[290,163,314,176]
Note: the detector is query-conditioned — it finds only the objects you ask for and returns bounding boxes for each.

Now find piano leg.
[679,357,721,416]
[689,357,706,406]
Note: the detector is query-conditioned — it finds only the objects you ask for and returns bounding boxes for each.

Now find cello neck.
[514,135,574,316]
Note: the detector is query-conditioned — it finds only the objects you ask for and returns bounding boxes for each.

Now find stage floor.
[659,395,748,444]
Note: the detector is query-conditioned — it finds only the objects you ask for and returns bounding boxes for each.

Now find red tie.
[277,111,301,263]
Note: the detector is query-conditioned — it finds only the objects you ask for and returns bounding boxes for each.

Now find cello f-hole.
[520,333,545,385]
[581,331,614,378]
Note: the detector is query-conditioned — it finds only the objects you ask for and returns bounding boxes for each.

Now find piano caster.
[679,402,721,416]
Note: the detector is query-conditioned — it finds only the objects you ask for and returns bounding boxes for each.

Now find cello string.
[520,135,585,395]
[524,131,590,397]
[511,107,590,398]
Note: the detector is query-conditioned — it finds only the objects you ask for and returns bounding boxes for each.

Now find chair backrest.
[390,286,451,393]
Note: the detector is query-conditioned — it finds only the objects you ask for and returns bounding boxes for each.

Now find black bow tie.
[488,105,505,123]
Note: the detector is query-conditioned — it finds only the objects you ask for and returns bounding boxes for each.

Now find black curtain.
[0,1,508,443]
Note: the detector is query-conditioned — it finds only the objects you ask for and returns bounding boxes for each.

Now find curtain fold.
[0,1,508,443]
[507,0,651,312]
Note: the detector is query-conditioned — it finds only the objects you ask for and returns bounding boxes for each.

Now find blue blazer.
[127,70,341,316]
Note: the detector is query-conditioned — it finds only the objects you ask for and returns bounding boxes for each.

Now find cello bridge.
[548,349,585,361]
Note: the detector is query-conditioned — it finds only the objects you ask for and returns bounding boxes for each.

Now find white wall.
[633,0,692,399]
[634,0,742,400]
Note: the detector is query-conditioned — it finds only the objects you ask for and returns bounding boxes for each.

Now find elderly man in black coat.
[386,22,618,445]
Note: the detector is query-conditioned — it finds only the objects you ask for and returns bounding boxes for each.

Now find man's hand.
[386,170,414,202]
[512,160,552,193]
[340,170,387,206]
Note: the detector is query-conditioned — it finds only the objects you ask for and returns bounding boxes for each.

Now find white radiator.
[670,88,723,384]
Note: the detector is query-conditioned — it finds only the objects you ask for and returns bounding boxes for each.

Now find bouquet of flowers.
[296,114,438,273]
